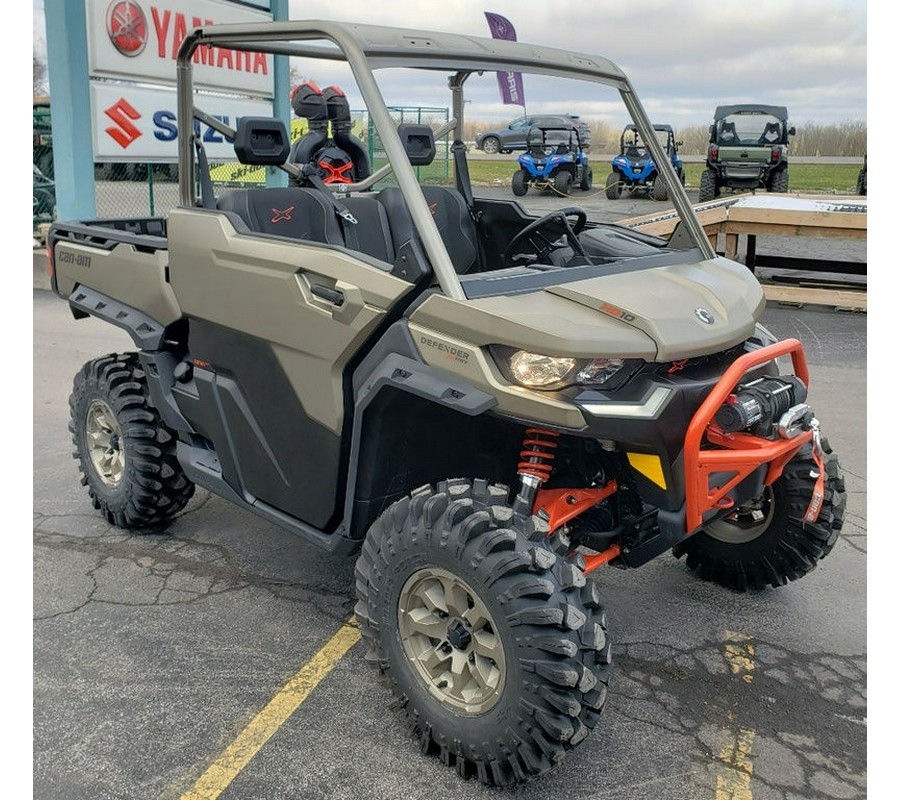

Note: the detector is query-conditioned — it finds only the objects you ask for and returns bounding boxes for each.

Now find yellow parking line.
[179,617,361,800]
[715,632,755,800]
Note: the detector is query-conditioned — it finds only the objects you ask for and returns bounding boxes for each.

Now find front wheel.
[511,168,529,196]
[674,439,846,591]
[355,479,612,787]
[480,136,500,155]
[69,353,195,529]
[554,169,573,195]
[605,171,622,200]
[580,165,593,191]
[650,174,668,201]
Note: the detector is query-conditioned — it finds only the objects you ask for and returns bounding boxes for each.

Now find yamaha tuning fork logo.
[106,1,149,57]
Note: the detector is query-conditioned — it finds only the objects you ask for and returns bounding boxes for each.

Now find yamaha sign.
[85,0,274,161]
[86,0,274,96]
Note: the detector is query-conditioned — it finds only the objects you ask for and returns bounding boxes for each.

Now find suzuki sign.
[86,0,273,96]
[91,82,272,160]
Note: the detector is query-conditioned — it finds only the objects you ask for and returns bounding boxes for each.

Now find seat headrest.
[233,117,291,165]
[397,124,436,166]
[290,81,328,123]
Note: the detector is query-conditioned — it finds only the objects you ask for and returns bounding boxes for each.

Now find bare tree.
[34,54,48,96]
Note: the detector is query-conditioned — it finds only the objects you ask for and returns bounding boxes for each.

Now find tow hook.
[802,417,826,524]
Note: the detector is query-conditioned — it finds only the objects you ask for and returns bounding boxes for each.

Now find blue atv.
[605,124,684,201]
[511,125,592,197]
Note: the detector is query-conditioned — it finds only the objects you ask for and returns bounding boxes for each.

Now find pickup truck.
[48,19,846,788]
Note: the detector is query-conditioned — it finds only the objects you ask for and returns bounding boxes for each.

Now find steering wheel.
[503,207,588,265]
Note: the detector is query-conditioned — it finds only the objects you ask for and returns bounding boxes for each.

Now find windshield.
[717,114,782,146]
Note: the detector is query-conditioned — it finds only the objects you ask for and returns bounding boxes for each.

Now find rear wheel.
[605,171,622,200]
[355,479,612,787]
[481,136,500,155]
[511,169,529,196]
[674,440,846,591]
[769,168,789,193]
[69,353,195,529]
[698,168,718,202]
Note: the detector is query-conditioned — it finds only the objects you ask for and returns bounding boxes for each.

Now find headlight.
[497,348,635,391]
[510,352,577,388]
[576,358,627,385]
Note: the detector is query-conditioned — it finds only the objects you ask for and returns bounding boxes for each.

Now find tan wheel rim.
[85,400,124,487]
[398,567,506,715]
[704,488,775,544]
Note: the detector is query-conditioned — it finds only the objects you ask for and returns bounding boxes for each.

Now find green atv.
[699,104,796,202]
[47,20,845,789]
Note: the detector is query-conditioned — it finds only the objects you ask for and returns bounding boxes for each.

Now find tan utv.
[48,19,845,788]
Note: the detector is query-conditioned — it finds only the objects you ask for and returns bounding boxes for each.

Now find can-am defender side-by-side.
[47,20,845,789]
[699,104,796,202]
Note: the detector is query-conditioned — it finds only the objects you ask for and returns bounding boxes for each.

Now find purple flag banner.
[484,12,525,107]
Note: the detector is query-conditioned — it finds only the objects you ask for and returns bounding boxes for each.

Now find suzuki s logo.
[104,98,142,149]
[106,1,148,57]
[694,308,715,325]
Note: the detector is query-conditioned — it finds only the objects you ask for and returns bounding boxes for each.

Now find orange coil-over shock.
[517,427,560,481]
[512,427,560,516]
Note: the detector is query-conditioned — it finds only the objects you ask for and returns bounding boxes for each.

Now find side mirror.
[676,140,684,147]
[788,126,796,137]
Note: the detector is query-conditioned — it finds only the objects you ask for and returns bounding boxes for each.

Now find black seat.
[340,196,395,264]
[759,122,781,144]
[217,187,344,245]
[719,121,738,144]
[376,185,478,274]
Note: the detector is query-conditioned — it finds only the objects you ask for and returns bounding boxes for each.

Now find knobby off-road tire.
[580,166,593,192]
[69,352,194,529]
[604,171,621,200]
[554,169,573,196]
[354,478,611,787]
[698,168,718,203]
[769,168,789,193]
[511,169,529,197]
[650,174,668,201]
[674,440,846,592]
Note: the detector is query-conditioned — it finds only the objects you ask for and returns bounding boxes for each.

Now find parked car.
[475,113,591,154]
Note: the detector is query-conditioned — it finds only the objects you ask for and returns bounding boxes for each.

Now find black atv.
[699,104,796,203]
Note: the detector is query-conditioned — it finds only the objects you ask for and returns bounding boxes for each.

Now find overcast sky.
[33,0,868,129]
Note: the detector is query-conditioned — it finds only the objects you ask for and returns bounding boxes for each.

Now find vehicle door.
[165,202,415,531]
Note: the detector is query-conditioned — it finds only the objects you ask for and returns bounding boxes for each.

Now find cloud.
[283,0,867,125]
[32,0,867,126]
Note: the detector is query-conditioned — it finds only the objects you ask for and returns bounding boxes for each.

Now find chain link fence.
[33,106,451,234]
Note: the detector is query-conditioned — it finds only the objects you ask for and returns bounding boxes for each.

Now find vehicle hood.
[410,256,764,362]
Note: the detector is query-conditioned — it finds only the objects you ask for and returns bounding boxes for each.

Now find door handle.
[311,285,344,306]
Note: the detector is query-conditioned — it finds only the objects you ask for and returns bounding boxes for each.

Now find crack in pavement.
[608,638,866,798]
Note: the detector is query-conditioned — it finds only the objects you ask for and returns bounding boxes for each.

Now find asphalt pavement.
[33,259,867,799]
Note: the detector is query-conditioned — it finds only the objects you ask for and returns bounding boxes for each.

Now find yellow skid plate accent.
[627,452,667,489]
